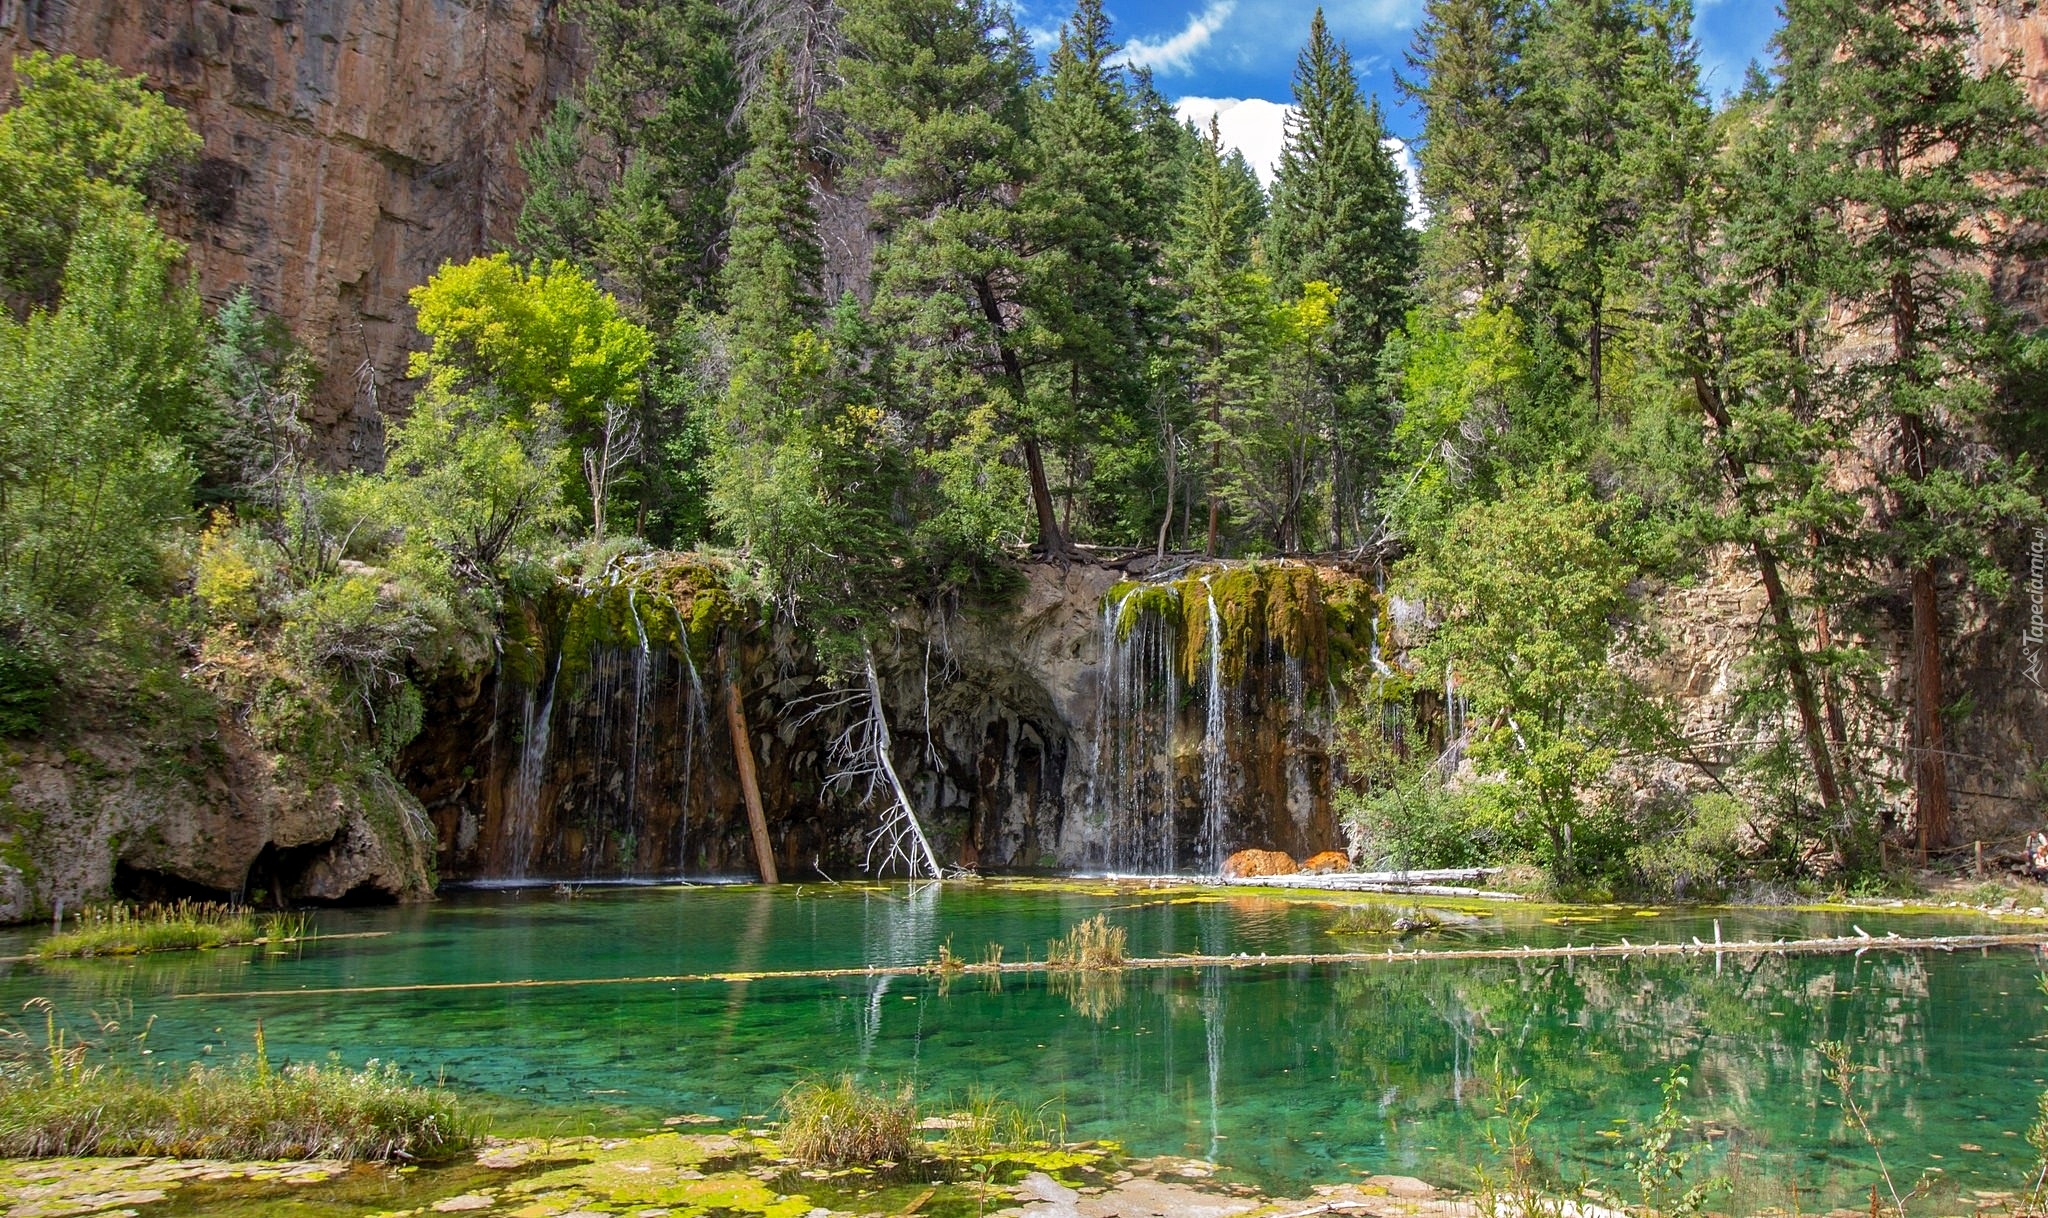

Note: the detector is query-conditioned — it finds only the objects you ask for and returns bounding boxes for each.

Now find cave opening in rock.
[111,863,234,906]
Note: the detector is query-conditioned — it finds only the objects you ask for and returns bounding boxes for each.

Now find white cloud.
[1173,96,1428,227]
[1384,137,1426,225]
[1174,96,1294,186]
[1122,1,1238,74]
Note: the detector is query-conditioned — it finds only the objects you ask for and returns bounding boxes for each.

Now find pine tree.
[1021,0,1159,539]
[1517,0,1704,410]
[1399,0,1531,304]
[1774,0,2048,853]
[1169,118,1276,556]
[1646,77,1867,851]
[568,0,745,320]
[1268,9,1417,548]
[834,0,1071,555]
[514,99,598,267]
[722,55,824,364]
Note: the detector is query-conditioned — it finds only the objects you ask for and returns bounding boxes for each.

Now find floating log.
[171,931,2048,1002]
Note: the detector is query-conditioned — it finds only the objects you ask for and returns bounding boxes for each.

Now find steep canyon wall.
[0,0,581,461]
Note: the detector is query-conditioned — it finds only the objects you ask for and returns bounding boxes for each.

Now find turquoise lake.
[1,880,2042,1209]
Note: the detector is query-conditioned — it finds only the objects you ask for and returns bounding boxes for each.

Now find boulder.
[1300,851,1352,874]
[1222,849,1298,879]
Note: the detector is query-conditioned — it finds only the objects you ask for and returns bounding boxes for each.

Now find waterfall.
[1201,580,1228,873]
[504,652,561,879]
[626,589,651,839]
[1090,588,1179,872]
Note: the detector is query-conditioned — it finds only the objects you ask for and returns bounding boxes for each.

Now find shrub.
[778,1076,918,1167]
[0,635,54,737]
[1045,914,1127,970]
[193,519,269,625]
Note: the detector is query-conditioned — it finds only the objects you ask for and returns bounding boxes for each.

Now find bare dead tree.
[730,0,846,146]
[582,400,642,539]
[792,650,944,879]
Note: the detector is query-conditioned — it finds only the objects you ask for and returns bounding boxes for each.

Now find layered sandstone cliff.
[0,0,580,462]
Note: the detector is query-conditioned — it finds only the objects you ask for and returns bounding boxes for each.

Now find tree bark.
[1156,422,1176,560]
[1691,369,1847,821]
[1910,560,1951,854]
[972,274,1066,556]
[724,652,778,884]
[1206,393,1221,557]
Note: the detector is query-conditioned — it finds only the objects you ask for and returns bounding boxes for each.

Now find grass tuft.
[1045,914,1126,970]
[36,902,309,959]
[936,1089,1067,1157]
[778,1075,919,1167]
[1331,904,1443,937]
[0,1005,475,1161]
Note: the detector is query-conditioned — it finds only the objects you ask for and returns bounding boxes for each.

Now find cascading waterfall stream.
[1201,580,1227,873]
[505,652,561,879]
[626,589,651,837]
[1091,588,1178,872]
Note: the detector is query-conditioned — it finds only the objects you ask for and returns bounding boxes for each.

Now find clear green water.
[1,881,2043,1208]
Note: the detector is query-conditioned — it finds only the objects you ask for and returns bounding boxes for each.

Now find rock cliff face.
[403,557,1358,882]
[0,713,436,921]
[0,0,580,462]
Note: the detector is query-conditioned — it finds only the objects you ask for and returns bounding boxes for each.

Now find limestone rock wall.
[0,715,437,920]
[406,559,1353,883]
[0,0,581,462]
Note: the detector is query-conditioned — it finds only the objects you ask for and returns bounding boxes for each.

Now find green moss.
[1106,582,1180,642]
[534,555,756,689]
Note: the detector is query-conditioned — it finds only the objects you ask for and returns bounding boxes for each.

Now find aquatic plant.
[1473,1057,1578,1218]
[35,901,306,959]
[1044,914,1127,970]
[936,1089,1067,1157]
[778,1075,919,1167]
[1818,1039,1914,1217]
[1330,904,1443,937]
[0,1006,476,1160]
[1626,1067,1725,1218]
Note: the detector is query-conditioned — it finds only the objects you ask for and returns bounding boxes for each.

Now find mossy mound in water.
[1106,562,1377,689]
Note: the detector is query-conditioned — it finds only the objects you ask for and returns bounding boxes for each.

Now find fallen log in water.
[172,931,2048,1001]
[1094,869,1517,898]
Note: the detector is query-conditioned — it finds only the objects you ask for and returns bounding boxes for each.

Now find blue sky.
[1015,0,1784,187]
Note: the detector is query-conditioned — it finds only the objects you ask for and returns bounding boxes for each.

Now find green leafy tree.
[0,208,199,621]
[407,254,654,535]
[1398,470,1648,876]
[0,52,200,308]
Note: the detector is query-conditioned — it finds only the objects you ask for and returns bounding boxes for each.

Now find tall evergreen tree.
[1775,0,2048,853]
[515,0,744,322]
[1400,0,1531,305]
[1268,9,1417,548]
[1021,0,1160,539]
[834,0,1072,555]
[1517,0,1704,410]
[1170,118,1275,556]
